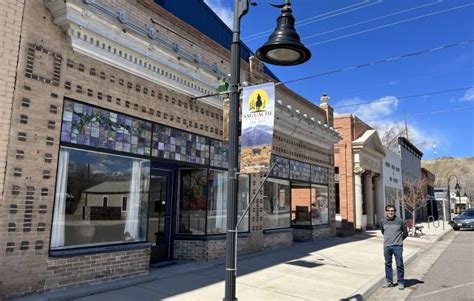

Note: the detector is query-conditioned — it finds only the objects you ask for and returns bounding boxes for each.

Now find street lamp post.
[446,174,460,219]
[224,1,310,300]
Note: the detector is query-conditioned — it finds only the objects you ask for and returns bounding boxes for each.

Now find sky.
[204,0,474,160]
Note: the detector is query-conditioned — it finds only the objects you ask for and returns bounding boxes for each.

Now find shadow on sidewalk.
[129,232,376,299]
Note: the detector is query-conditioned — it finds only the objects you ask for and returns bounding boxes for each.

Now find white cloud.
[335,96,399,121]
[334,95,440,153]
[204,0,233,28]
[460,87,474,102]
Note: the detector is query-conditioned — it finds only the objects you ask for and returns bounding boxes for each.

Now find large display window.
[50,147,150,249]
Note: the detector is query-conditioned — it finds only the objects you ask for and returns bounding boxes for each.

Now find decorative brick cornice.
[44,0,227,108]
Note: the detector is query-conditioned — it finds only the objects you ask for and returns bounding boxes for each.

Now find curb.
[351,228,452,300]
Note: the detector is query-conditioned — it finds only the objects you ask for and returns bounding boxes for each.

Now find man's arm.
[380,220,384,234]
[402,222,408,239]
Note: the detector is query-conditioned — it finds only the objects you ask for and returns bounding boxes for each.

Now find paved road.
[406,230,474,300]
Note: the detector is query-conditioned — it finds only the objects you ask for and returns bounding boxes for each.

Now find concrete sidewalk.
[16,222,451,301]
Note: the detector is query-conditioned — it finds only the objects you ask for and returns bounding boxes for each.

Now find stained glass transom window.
[61,100,152,155]
[152,124,209,165]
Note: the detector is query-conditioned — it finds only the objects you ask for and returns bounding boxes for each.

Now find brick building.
[0,0,339,297]
[333,114,385,230]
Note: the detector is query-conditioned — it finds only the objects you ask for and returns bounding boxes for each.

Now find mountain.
[422,157,474,199]
[241,125,273,147]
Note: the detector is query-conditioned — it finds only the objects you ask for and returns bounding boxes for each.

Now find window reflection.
[177,169,249,235]
[51,147,150,249]
[263,178,291,229]
[178,169,207,234]
[311,184,329,225]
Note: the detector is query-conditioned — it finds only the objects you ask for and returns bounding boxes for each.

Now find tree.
[398,177,428,236]
[373,122,429,151]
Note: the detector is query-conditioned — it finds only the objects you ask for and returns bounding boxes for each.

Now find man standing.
[380,204,408,290]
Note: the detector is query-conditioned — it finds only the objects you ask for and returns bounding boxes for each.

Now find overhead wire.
[301,0,443,41]
[363,105,474,123]
[333,86,474,109]
[243,0,383,42]
[243,0,370,40]
[277,39,474,86]
[306,2,474,47]
[338,105,474,125]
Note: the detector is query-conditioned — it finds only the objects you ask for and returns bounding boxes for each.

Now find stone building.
[334,114,385,230]
[0,0,339,297]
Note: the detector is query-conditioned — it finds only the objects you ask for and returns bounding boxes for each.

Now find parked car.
[452,208,474,231]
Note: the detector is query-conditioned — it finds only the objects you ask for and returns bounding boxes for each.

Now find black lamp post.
[224,1,310,300]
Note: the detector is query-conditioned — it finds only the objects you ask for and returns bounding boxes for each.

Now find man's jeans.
[384,245,404,285]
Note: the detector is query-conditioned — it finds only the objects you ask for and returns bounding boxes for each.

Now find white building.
[381,148,403,220]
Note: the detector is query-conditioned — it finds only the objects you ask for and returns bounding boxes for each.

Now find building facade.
[397,137,423,219]
[334,115,385,230]
[0,0,339,297]
[382,148,403,220]
[421,167,437,220]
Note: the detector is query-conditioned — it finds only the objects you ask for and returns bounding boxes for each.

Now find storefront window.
[311,184,329,225]
[178,169,249,235]
[50,147,150,249]
[291,184,311,226]
[263,178,291,229]
[177,169,207,234]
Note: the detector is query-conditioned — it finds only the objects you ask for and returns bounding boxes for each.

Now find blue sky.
[204,0,474,160]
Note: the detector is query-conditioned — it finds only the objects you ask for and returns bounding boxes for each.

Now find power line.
[346,105,474,124]
[243,0,371,40]
[243,0,382,41]
[333,86,473,109]
[302,0,443,41]
[403,106,474,118]
[277,39,474,86]
[306,2,474,47]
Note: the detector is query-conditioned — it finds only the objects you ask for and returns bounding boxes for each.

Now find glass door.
[148,169,173,263]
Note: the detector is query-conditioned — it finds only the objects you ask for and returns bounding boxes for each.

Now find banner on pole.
[240,82,275,174]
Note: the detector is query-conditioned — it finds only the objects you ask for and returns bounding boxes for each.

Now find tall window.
[178,169,207,235]
[311,184,329,225]
[263,178,291,229]
[50,147,150,249]
[177,169,249,235]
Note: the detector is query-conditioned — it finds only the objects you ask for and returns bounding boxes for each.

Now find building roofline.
[398,136,423,157]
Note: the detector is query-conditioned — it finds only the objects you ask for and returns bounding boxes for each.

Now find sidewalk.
[16,222,451,301]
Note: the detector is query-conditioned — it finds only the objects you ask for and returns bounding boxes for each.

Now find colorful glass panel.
[61,100,152,155]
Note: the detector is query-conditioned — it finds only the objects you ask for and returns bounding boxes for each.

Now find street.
[406,230,474,300]
[369,230,474,301]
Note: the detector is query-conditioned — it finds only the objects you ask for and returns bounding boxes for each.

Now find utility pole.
[404,108,409,140]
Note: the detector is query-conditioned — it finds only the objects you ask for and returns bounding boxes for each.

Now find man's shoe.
[382,282,394,288]
[398,283,405,290]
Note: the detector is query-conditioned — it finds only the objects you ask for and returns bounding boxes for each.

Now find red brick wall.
[334,116,355,229]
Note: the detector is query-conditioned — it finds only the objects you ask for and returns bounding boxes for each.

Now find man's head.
[385,204,396,219]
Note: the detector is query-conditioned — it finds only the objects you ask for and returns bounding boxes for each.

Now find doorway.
[148,168,174,263]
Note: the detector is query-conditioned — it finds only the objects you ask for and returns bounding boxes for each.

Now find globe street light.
[225,1,310,300]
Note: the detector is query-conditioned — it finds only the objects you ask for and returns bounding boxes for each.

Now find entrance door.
[148,169,173,263]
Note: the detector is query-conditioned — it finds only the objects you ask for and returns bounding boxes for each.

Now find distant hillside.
[422,157,474,198]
